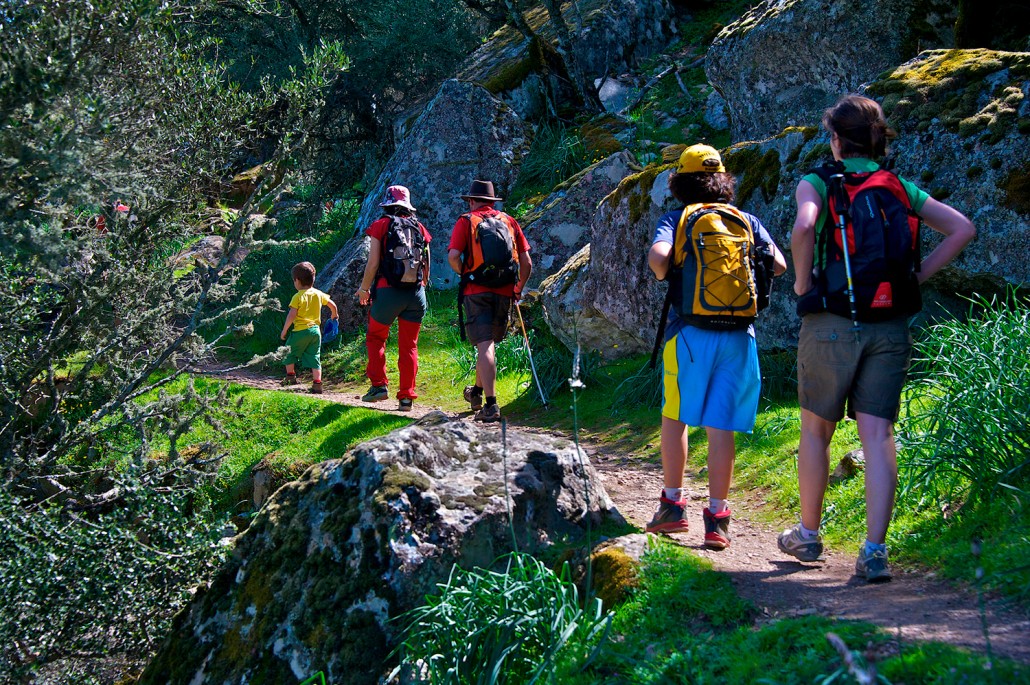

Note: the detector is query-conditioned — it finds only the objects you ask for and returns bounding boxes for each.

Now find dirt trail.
[205,367,1030,664]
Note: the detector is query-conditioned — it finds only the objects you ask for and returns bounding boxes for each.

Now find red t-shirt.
[447,207,530,296]
[365,216,432,290]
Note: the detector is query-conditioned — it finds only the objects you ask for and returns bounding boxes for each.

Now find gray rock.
[706,0,955,141]
[448,0,675,123]
[522,151,636,286]
[542,166,677,358]
[140,416,623,685]
[703,89,730,131]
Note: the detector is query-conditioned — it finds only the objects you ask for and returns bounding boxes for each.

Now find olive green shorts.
[284,326,322,369]
[797,313,912,422]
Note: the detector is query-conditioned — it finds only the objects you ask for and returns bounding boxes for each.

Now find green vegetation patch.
[147,376,410,516]
[868,49,1030,143]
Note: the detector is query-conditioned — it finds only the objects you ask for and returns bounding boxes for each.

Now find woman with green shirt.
[778,94,976,582]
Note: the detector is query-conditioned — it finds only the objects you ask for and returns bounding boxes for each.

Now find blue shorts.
[661,325,760,432]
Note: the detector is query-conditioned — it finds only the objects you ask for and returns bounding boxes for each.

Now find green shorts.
[797,313,912,422]
[284,326,322,369]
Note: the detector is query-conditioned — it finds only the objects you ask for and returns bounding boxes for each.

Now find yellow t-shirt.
[289,288,330,331]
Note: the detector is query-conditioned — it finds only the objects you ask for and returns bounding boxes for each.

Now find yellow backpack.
[670,202,757,329]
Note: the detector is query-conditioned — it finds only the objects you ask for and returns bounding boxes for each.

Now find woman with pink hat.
[354,185,432,412]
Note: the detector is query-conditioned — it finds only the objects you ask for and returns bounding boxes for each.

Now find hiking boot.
[645,494,690,534]
[362,385,389,402]
[474,403,501,422]
[282,373,298,386]
[310,381,323,395]
[703,507,732,550]
[463,385,484,411]
[777,524,824,562]
[398,398,413,412]
[856,546,893,583]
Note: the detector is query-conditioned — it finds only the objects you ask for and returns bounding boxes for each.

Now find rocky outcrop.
[541,165,677,358]
[706,0,956,141]
[141,414,623,685]
[318,234,371,333]
[522,150,636,286]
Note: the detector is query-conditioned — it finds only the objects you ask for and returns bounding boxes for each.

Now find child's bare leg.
[312,368,322,383]
[286,363,296,375]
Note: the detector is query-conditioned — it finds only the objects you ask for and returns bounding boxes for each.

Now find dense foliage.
[0,0,344,679]
[900,294,1030,506]
[393,552,611,684]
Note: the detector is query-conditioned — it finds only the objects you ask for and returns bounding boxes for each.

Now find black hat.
[460,179,503,202]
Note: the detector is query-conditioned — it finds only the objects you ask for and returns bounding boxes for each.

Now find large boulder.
[522,150,637,287]
[706,0,956,141]
[140,414,624,685]
[541,165,677,359]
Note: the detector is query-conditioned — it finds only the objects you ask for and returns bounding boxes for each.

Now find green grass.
[557,540,1023,684]
[147,376,411,516]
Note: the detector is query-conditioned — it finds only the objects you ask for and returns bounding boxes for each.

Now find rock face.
[522,151,636,287]
[706,0,956,141]
[541,166,677,358]
[141,414,623,685]
[318,234,371,333]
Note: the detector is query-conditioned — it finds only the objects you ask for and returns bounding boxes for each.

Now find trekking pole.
[515,301,549,408]
[830,174,861,332]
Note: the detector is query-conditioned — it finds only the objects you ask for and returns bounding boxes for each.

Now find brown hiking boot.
[310,381,323,394]
[474,403,501,422]
[463,385,484,411]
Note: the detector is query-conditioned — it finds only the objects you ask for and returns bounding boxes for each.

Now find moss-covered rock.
[707,0,956,140]
[869,49,1030,144]
[140,416,625,684]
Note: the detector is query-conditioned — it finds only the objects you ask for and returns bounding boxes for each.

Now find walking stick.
[515,302,549,408]
[830,173,861,332]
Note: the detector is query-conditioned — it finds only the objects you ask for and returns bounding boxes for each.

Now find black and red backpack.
[801,161,923,322]
[379,215,428,289]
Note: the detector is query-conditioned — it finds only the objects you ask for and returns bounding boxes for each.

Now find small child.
[280,261,338,394]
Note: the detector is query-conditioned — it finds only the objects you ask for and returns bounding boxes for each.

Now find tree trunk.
[539,0,601,111]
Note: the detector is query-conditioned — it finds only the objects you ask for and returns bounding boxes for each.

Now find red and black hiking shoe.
[645,493,689,534]
[703,507,732,550]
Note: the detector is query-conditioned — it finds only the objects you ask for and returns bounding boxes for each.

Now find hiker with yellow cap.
[644,144,787,549]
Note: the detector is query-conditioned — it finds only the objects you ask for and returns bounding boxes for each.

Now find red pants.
[365,314,421,399]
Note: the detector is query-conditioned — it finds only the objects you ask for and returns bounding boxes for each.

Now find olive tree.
[0,1,345,680]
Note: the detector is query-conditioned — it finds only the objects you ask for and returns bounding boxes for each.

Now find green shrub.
[392,552,611,684]
[899,293,1030,507]
[0,474,228,682]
